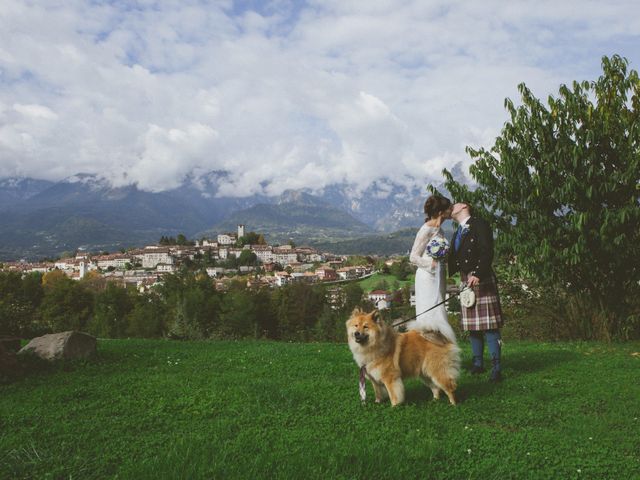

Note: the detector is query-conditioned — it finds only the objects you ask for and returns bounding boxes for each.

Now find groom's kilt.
[460,273,504,331]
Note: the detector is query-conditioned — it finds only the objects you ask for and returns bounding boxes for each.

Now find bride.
[407,195,456,343]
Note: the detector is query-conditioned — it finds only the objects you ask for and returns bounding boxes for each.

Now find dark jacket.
[448,216,494,281]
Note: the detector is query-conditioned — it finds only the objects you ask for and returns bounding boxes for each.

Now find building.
[141,247,174,269]
[206,267,223,278]
[272,248,298,266]
[336,266,358,280]
[95,254,131,270]
[227,247,244,259]
[252,246,274,264]
[368,290,392,310]
[237,224,245,239]
[156,263,176,273]
[274,271,291,287]
[325,286,346,310]
[195,239,217,247]
[315,267,337,281]
[217,233,237,245]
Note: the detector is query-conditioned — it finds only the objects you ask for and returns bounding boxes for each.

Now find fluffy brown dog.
[346,308,460,406]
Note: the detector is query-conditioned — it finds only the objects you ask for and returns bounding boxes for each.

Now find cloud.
[0,0,639,195]
[13,103,58,120]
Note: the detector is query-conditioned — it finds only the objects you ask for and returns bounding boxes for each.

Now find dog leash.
[359,366,367,403]
[390,284,471,329]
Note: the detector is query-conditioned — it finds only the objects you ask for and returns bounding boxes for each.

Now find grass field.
[1,339,639,479]
[357,272,415,292]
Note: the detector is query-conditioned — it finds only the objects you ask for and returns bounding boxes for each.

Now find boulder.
[18,331,97,362]
[0,336,21,352]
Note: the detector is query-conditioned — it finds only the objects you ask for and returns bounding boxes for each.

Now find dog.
[346,308,460,406]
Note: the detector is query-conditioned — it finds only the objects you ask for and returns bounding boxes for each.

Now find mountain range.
[0,169,464,260]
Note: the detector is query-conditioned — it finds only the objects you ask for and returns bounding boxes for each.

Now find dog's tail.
[444,341,461,382]
[414,316,457,345]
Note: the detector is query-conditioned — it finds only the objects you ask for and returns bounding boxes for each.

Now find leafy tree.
[343,256,371,267]
[0,272,44,337]
[437,55,640,339]
[42,269,67,288]
[252,288,277,338]
[342,282,364,314]
[272,284,325,340]
[217,289,257,338]
[159,235,175,245]
[314,304,343,341]
[237,249,258,267]
[389,257,412,281]
[125,294,166,338]
[88,283,134,338]
[159,271,220,339]
[80,270,107,292]
[40,276,94,332]
[237,231,266,246]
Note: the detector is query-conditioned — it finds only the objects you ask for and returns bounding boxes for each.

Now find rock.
[0,342,20,376]
[0,336,21,352]
[18,331,97,362]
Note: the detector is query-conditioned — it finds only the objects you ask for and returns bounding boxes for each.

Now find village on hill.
[0,224,409,309]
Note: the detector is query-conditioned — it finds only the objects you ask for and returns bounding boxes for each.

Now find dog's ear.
[351,306,362,316]
[370,310,381,323]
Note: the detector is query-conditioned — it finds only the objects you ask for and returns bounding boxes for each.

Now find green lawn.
[1,339,639,479]
[358,272,415,292]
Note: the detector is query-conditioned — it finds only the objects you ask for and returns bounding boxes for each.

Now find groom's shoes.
[470,365,486,375]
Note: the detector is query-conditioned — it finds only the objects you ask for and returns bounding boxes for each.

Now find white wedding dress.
[407,224,456,343]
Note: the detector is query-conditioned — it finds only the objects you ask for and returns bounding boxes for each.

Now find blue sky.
[0,0,639,196]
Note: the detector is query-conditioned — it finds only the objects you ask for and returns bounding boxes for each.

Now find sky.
[1,0,639,197]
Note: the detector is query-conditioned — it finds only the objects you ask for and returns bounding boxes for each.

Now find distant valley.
[0,170,462,260]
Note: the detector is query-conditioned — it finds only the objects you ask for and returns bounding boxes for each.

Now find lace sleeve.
[409,225,437,270]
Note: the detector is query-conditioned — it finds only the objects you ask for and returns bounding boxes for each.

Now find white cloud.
[13,103,58,120]
[0,0,639,194]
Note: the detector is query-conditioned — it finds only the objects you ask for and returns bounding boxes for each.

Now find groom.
[448,202,504,382]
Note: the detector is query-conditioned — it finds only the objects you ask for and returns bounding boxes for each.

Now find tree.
[125,294,166,338]
[342,282,364,314]
[0,272,44,337]
[80,270,107,292]
[314,304,343,341]
[176,233,188,245]
[272,284,325,340]
[217,289,256,338]
[389,257,412,281]
[437,55,640,339]
[88,283,134,338]
[40,276,94,332]
[343,256,371,267]
[237,249,258,266]
[159,271,220,339]
[237,231,266,246]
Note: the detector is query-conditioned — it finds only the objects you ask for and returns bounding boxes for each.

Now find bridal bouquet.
[426,237,450,260]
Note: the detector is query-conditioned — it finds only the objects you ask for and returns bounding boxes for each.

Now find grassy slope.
[1,340,639,479]
[357,273,415,293]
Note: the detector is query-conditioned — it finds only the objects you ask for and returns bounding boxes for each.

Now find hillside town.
[0,225,379,295]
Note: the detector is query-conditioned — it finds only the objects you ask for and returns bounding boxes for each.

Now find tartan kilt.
[460,273,504,331]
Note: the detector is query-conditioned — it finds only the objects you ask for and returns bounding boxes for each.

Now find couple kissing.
[408,195,504,383]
